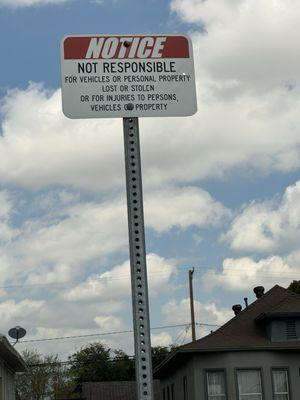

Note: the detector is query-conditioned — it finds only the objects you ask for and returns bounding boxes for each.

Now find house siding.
[0,361,16,400]
[160,358,195,400]
[160,350,300,400]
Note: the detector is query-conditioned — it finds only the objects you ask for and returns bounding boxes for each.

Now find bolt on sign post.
[61,34,197,400]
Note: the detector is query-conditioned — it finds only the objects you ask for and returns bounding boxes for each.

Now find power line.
[17,322,220,344]
[0,263,296,292]
[28,356,135,368]
[0,270,186,291]
[173,324,190,344]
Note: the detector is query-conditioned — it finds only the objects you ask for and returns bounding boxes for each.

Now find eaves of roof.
[0,336,27,372]
[154,285,300,379]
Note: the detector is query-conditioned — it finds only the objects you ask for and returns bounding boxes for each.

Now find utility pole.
[189,268,196,342]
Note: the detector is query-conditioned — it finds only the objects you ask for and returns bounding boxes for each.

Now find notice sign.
[61,34,197,118]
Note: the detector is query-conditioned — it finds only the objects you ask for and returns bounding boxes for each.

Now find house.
[0,335,27,400]
[154,285,300,400]
[82,380,161,400]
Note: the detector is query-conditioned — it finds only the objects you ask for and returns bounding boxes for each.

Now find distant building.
[0,335,27,400]
[82,380,161,400]
[154,285,300,400]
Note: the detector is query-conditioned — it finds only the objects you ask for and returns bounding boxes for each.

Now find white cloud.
[160,298,232,343]
[0,185,226,287]
[63,253,177,301]
[172,0,300,89]
[2,197,129,289]
[145,186,230,233]
[0,2,299,189]
[14,298,128,357]
[94,315,124,332]
[202,255,298,292]
[162,298,232,327]
[0,84,124,191]
[0,191,19,244]
[171,0,241,25]
[0,0,109,8]
[223,180,300,252]
[151,332,173,347]
[1,78,300,191]
[18,198,128,274]
[0,0,69,7]
[0,299,44,327]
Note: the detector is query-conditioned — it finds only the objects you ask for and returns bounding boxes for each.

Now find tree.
[16,349,68,400]
[68,342,175,386]
[109,349,135,381]
[68,342,111,383]
[151,346,176,369]
[288,280,300,294]
[17,342,177,398]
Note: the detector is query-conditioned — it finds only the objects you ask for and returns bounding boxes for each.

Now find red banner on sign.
[63,35,190,60]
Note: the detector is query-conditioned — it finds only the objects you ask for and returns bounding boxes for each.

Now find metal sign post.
[123,117,153,400]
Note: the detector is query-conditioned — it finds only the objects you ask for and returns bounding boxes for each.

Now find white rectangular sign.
[61,34,197,118]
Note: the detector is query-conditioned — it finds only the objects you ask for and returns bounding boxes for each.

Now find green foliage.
[110,349,135,381]
[152,346,176,369]
[68,342,111,383]
[16,349,68,400]
[68,342,174,385]
[68,342,135,384]
[288,280,300,294]
[16,343,176,398]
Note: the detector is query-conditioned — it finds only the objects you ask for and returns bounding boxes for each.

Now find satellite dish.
[8,326,26,345]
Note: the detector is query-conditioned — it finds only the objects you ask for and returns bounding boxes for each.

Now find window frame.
[271,367,292,400]
[235,367,264,400]
[204,369,228,400]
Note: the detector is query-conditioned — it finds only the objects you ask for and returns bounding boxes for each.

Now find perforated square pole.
[123,117,154,400]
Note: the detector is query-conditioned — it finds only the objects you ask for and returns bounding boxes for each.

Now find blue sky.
[0,0,299,358]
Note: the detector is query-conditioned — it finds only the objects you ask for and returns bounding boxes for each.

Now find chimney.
[244,297,248,308]
[253,286,265,299]
[232,304,242,316]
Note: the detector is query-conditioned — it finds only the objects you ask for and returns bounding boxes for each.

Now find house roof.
[82,381,160,400]
[0,335,27,372]
[154,285,300,378]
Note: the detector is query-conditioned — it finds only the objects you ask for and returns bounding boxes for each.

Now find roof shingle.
[154,285,300,378]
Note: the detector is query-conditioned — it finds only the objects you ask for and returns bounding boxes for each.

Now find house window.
[237,370,263,400]
[272,369,290,400]
[183,376,188,400]
[206,371,227,399]
[286,320,297,340]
